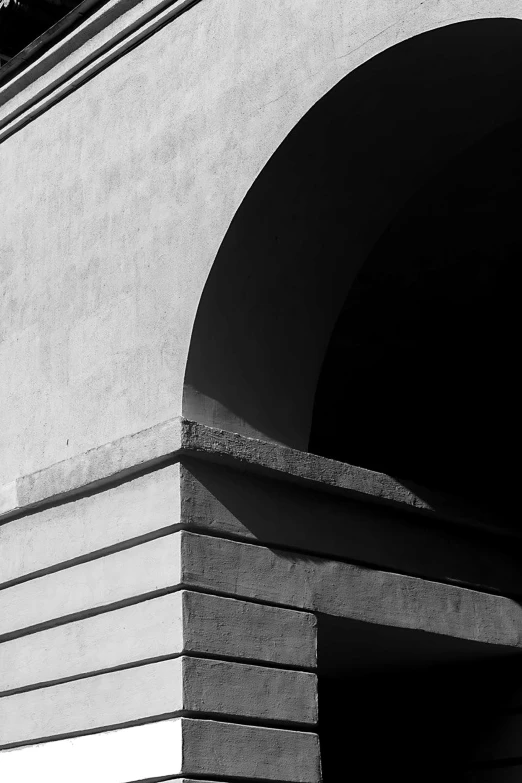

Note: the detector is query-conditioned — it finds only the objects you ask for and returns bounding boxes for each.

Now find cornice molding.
[0,417,514,537]
[0,0,202,143]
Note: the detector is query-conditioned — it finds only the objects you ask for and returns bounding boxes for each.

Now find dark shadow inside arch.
[184,18,522,520]
[310,116,522,521]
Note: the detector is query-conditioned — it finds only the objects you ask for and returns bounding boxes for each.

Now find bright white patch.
[0,719,182,782]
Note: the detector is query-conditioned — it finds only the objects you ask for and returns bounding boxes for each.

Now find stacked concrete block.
[1,419,522,781]
[0,428,321,782]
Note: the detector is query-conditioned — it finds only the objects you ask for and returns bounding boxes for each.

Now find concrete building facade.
[1,0,522,779]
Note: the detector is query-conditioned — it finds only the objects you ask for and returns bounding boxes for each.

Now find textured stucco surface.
[0,656,316,746]
[3,528,522,650]
[1,0,521,485]
[0,718,320,782]
[0,590,316,692]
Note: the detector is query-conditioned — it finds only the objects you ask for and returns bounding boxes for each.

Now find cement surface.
[0,418,509,534]
[2,4,520,775]
[0,463,180,587]
[0,533,182,639]
[0,657,316,747]
[181,532,522,650]
[1,0,521,488]
[0,718,319,781]
[181,718,320,781]
[0,718,184,782]
[0,418,183,518]
[181,460,522,595]
[2,529,522,648]
[181,590,316,669]
[0,591,316,693]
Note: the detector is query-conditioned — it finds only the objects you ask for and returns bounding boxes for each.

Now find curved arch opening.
[184,18,522,516]
[310,117,521,516]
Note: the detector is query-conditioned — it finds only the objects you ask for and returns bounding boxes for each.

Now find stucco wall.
[1,0,521,484]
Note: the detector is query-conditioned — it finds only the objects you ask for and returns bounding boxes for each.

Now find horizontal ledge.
[4,529,522,654]
[0,650,317,700]
[0,657,317,749]
[0,713,317,753]
[0,589,316,695]
[0,586,182,644]
[0,417,511,534]
[0,718,321,783]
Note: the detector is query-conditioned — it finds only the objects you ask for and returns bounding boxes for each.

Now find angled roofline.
[0,0,103,86]
[0,0,201,143]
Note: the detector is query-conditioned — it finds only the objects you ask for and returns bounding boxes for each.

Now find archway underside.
[310,116,521,518]
[184,18,522,521]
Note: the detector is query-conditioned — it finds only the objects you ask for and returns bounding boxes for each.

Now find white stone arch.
[183,11,522,450]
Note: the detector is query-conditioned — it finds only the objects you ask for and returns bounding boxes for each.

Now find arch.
[183,18,522,452]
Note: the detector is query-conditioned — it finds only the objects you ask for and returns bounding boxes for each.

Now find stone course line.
[0,417,504,533]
